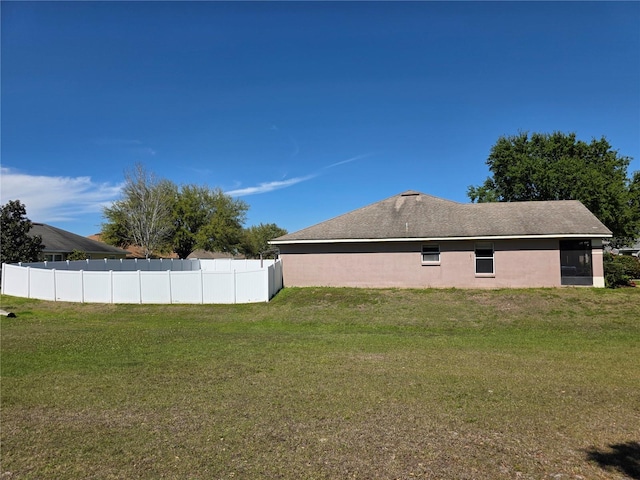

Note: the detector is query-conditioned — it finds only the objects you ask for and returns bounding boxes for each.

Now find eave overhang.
[270,232,613,246]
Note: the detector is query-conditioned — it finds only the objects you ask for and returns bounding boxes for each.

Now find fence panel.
[140,271,172,303]
[199,259,266,272]
[200,259,228,271]
[119,260,141,272]
[1,264,30,297]
[203,271,236,303]
[83,271,112,303]
[85,260,107,271]
[170,271,203,303]
[236,270,268,303]
[102,259,122,271]
[268,261,283,299]
[111,272,141,303]
[66,260,88,271]
[44,261,70,270]
[55,270,83,302]
[29,268,56,301]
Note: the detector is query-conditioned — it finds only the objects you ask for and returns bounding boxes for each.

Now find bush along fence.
[1,258,283,304]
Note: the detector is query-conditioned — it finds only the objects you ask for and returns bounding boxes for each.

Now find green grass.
[1,287,639,479]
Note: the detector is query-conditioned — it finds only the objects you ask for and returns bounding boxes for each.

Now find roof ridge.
[271,192,611,243]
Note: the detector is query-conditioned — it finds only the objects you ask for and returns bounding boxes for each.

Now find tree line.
[468,131,639,246]
[101,164,287,259]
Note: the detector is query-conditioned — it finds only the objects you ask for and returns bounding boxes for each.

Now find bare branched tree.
[103,164,177,258]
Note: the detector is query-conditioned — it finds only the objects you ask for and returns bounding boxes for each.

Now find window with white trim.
[421,244,440,264]
[475,242,494,275]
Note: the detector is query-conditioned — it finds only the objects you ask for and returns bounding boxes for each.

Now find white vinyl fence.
[1,258,283,304]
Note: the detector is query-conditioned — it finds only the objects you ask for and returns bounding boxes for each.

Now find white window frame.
[475,242,495,277]
[421,244,440,265]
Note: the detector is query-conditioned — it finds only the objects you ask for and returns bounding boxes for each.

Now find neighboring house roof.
[617,240,640,256]
[272,190,612,244]
[88,233,152,259]
[30,224,129,256]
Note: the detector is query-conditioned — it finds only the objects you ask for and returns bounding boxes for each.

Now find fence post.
[200,268,204,304]
[80,270,85,303]
[138,270,142,304]
[52,269,57,302]
[167,269,172,304]
[110,270,114,304]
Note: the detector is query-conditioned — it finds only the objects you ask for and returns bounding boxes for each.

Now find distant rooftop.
[30,223,129,255]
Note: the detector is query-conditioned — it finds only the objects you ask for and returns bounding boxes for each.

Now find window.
[44,254,63,262]
[560,240,592,286]
[475,242,494,275]
[422,244,440,264]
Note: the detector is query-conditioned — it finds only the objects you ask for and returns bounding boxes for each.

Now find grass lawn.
[1,287,639,479]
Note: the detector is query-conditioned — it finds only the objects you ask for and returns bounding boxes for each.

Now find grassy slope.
[1,288,639,479]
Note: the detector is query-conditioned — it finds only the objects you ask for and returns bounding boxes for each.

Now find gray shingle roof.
[272,191,612,243]
[29,223,130,255]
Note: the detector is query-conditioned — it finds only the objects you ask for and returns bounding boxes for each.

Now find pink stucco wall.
[278,239,604,288]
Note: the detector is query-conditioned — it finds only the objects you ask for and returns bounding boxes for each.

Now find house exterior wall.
[278,238,605,288]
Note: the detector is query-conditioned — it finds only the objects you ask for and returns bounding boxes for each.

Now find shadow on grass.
[585,441,640,479]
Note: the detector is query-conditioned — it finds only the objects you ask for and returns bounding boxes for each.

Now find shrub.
[603,253,640,288]
[67,249,89,261]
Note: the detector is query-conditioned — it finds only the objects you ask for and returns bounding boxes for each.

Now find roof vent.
[400,190,420,196]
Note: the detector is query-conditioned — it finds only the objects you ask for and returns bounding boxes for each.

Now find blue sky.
[2,1,639,237]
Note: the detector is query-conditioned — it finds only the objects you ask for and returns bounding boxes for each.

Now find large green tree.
[102,164,178,258]
[240,223,288,259]
[172,185,249,259]
[102,166,250,258]
[0,200,44,264]
[468,132,640,245]
[192,189,248,257]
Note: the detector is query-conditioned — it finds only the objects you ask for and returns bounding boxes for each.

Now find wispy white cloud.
[324,153,373,169]
[0,167,122,222]
[225,153,374,198]
[225,175,315,197]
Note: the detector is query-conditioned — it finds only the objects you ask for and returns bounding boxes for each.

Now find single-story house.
[30,223,129,261]
[270,191,612,288]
